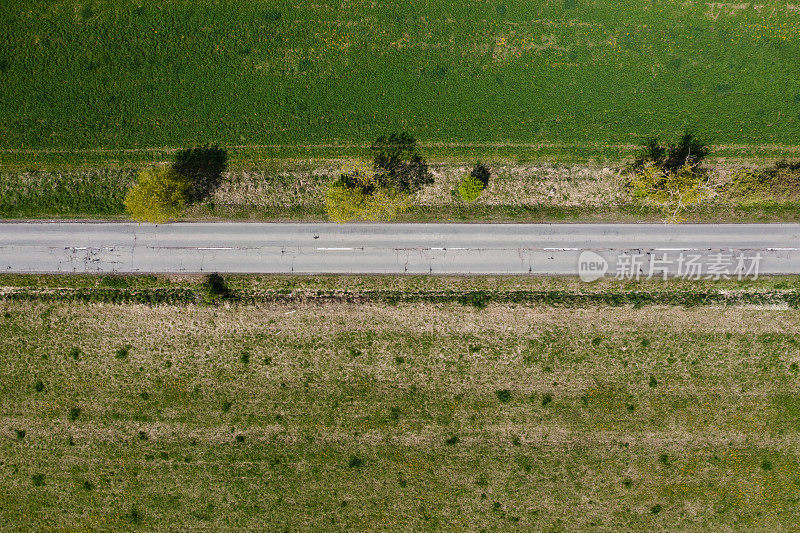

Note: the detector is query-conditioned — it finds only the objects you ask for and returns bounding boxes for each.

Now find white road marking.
[198,247,234,250]
[317,247,353,251]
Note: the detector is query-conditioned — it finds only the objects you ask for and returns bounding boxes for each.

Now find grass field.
[3,0,800,159]
[2,283,800,530]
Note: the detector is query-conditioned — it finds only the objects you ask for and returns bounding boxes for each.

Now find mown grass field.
[2,288,800,530]
[3,0,800,160]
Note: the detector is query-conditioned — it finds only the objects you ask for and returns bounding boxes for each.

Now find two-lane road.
[1,222,799,275]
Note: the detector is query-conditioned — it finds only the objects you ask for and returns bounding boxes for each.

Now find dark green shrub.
[115,345,131,359]
[370,132,433,193]
[15,429,25,440]
[496,389,512,403]
[347,455,363,468]
[32,474,45,486]
[445,435,460,445]
[34,379,45,392]
[69,347,81,360]
[69,407,82,421]
[173,145,228,203]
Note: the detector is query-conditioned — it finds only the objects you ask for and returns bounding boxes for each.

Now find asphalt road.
[1,222,799,276]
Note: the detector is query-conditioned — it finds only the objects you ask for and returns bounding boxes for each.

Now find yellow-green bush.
[457,174,485,203]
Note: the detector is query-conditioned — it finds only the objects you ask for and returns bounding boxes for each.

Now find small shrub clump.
[495,389,512,403]
[115,345,131,359]
[457,174,485,203]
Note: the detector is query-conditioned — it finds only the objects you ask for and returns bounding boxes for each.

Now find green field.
[3,276,800,530]
[3,0,800,160]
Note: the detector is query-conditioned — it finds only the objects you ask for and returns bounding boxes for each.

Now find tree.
[370,132,433,193]
[631,161,715,223]
[124,166,188,224]
[325,160,410,223]
[173,144,228,203]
